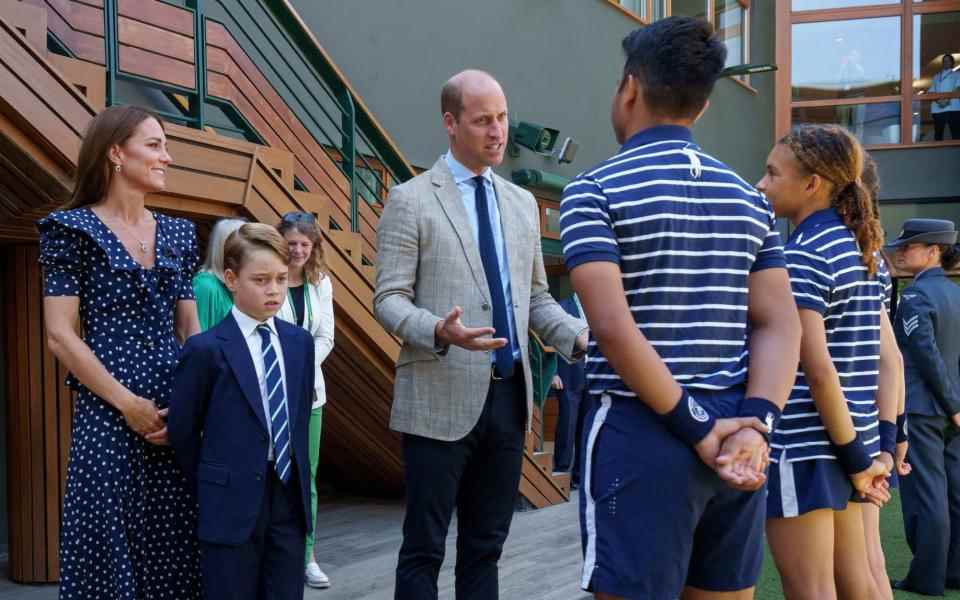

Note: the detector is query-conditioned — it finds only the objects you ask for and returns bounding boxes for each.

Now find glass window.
[715,0,747,67]
[671,0,708,20]
[792,101,902,144]
[793,0,899,10]
[912,98,960,142]
[912,12,960,92]
[792,17,901,101]
[545,206,561,236]
[618,0,647,19]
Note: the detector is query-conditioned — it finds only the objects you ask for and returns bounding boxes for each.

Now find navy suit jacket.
[557,295,586,394]
[169,312,315,546]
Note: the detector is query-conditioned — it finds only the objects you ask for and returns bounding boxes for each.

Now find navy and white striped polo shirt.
[560,125,785,401]
[771,208,883,464]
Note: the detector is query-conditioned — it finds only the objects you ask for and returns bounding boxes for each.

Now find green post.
[188,0,206,130]
[338,88,358,233]
[103,0,118,106]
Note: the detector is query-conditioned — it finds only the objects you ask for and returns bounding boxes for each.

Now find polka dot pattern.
[37,207,201,600]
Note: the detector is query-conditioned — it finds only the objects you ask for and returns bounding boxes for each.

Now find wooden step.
[328,229,363,265]
[552,472,571,496]
[292,191,329,231]
[533,451,553,473]
[360,264,376,283]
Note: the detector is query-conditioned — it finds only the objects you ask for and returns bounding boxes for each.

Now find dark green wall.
[871,146,960,238]
[288,0,776,188]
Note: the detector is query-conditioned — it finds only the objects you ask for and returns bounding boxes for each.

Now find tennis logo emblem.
[765,412,775,432]
[688,397,709,423]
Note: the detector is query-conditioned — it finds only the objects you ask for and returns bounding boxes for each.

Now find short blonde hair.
[201,218,247,282]
[223,223,289,273]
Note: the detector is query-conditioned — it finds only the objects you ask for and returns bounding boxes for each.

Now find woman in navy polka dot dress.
[38,106,201,599]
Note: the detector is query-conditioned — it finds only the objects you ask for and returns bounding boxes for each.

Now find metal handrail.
[101,0,414,235]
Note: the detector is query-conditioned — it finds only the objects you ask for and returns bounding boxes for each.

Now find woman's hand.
[850,459,892,507]
[121,394,165,439]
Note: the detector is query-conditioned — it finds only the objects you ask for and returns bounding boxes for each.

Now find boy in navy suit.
[170,223,315,600]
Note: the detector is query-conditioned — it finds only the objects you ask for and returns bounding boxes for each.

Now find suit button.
[255,473,263,481]
[261,434,268,442]
[482,303,490,311]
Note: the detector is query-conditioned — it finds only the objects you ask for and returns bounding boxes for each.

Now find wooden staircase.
[0,0,571,506]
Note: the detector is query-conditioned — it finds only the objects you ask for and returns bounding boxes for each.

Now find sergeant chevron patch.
[903,314,919,336]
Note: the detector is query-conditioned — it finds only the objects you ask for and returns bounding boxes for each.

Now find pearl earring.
[114,164,121,172]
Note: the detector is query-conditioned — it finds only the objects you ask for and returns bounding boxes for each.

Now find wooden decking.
[0,494,589,599]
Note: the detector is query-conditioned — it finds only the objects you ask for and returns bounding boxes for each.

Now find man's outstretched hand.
[435,306,508,351]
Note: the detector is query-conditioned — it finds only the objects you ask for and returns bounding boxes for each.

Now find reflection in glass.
[793,0,898,10]
[792,18,900,101]
[545,207,562,235]
[715,0,746,67]
[671,0,708,19]
[912,12,960,92]
[913,99,960,142]
[618,0,647,19]
[792,102,901,145]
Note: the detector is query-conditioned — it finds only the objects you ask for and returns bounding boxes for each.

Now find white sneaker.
[305,561,330,589]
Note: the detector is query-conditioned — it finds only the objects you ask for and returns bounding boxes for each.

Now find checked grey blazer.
[374,157,585,441]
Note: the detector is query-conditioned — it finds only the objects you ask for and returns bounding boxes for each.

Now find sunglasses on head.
[281,211,317,225]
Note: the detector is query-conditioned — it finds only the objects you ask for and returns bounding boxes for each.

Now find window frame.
[776,0,960,149]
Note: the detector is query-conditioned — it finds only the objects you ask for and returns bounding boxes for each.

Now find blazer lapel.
[278,324,302,432]
[219,315,269,434]
[430,158,490,304]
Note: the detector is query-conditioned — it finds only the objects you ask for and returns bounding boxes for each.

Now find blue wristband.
[660,391,716,447]
[833,435,873,475]
[879,420,897,456]
[738,397,781,441]
[896,414,908,443]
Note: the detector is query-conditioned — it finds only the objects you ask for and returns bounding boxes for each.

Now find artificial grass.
[755,491,960,599]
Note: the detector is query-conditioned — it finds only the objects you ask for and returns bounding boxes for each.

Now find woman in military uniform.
[888,218,960,596]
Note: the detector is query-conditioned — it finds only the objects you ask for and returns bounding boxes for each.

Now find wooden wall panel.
[4,245,71,583]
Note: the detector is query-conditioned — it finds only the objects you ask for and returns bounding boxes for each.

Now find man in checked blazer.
[374,69,587,600]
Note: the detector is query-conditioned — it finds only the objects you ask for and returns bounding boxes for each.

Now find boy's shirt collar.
[231,306,278,339]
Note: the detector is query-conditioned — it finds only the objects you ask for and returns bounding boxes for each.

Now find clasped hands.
[121,392,169,445]
[695,418,771,492]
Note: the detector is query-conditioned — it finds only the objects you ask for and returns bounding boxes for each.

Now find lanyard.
[572,293,584,319]
[288,283,313,330]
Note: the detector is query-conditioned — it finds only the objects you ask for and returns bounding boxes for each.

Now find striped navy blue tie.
[257,324,291,484]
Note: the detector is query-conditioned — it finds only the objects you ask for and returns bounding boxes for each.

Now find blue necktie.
[257,324,291,483]
[473,175,514,379]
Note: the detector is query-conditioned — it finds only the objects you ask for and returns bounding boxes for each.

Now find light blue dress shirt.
[444,151,520,360]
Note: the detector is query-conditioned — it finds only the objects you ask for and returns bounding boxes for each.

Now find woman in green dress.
[192,217,245,330]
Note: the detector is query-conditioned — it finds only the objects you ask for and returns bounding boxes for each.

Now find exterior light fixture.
[720,63,778,78]
[509,121,560,156]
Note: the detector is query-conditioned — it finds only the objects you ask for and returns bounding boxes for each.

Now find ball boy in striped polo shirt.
[561,17,801,599]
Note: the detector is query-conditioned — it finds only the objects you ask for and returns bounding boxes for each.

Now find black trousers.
[200,466,307,600]
[900,414,960,595]
[395,373,526,600]
[933,111,960,141]
[553,386,586,472]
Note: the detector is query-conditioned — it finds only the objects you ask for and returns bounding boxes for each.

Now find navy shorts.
[578,389,765,599]
[766,452,852,518]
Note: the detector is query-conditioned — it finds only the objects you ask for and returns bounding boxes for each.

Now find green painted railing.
[101,0,415,234]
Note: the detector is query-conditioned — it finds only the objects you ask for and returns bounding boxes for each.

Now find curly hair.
[779,125,884,276]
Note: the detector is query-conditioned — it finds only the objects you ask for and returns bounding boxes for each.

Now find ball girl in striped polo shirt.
[859,154,911,600]
[756,125,894,599]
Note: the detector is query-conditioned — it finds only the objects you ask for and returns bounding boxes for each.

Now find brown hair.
[780,125,884,276]
[938,244,960,271]
[67,105,163,209]
[860,152,881,220]
[276,217,326,285]
[223,223,289,274]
